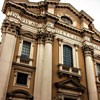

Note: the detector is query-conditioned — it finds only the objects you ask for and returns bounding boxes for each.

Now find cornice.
[46,12,59,21]
[81,28,94,37]
[80,10,94,22]
[2,0,99,41]
[3,0,94,24]
[55,20,81,33]
[89,24,100,43]
[56,3,79,17]
[3,1,39,18]
[92,35,100,43]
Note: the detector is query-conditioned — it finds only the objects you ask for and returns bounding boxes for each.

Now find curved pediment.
[7,89,33,99]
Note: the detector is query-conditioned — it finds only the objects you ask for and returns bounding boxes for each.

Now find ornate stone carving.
[82,44,94,57]
[44,31,55,44]
[37,30,55,44]
[36,32,45,44]
[1,19,21,36]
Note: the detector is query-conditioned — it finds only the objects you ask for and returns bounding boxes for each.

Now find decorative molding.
[82,44,94,57]
[44,31,55,43]
[58,64,81,78]
[55,78,85,92]
[92,34,100,42]
[1,19,21,36]
[7,89,33,99]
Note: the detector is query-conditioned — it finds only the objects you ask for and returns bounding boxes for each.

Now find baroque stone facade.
[0,0,100,100]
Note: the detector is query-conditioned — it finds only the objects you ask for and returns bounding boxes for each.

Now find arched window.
[63,45,73,67]
[61,16,73,25]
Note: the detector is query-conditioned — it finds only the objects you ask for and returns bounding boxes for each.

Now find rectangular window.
[16,72,28,85]
[97,63,100,76]
[21,41,31,59]
[20,41,31,63]
[63,45,73,67]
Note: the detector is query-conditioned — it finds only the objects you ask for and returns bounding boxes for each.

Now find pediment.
[55,79,85,92]
[7,89,33,99]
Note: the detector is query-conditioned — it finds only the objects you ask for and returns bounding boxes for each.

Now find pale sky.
[0,0,100,41]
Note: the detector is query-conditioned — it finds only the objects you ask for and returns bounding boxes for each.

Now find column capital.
[57,38,63,42]
[37,32,44,44]
[1,19,21,36]
[44,31,55,44]
[82,44,94,57]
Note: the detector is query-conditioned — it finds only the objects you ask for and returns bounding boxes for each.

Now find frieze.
[8,12,38,27]
[46,27,82,42]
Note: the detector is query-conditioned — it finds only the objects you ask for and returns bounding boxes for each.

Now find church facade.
[0,0,100,100]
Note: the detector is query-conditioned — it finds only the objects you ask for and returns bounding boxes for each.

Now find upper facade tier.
[2,0,100,43]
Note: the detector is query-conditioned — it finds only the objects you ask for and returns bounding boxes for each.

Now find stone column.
[34,33,44,100]
[83,44,98,100]
[0,19,21,100]
[41,33,54,100]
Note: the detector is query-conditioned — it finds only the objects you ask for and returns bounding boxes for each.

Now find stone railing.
[58,64,81,78]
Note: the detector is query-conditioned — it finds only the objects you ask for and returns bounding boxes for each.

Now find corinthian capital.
[82,44,94,57]
[44,31,55,44]
[1,19,21,36]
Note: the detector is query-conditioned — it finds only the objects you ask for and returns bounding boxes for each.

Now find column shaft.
[0,34,16,100]
[85,56,98,100]
[83,45,98,100]
[34,38,44,100]
[41,42,52,100]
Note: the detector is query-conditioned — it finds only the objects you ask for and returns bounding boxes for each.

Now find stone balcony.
[58,64,81,78]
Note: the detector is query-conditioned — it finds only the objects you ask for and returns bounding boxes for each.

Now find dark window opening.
[63,45,73,67]
[20,41,31,63]
[64,98,76,100]
[61,16,73,25]
[16,72,28,85]
[97,63,100,76]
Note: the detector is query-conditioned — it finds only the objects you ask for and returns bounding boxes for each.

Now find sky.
[0,0,100,41]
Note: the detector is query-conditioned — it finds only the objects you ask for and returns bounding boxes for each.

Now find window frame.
[20,40,31,64]
[62,43,75,68]
[61,16,73,25]
[63,45,73,67]
[13,70,31,88]
[17,36,34,66]
[58,40,81,77]
[21,41,31,59]
[16,72,28,86]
